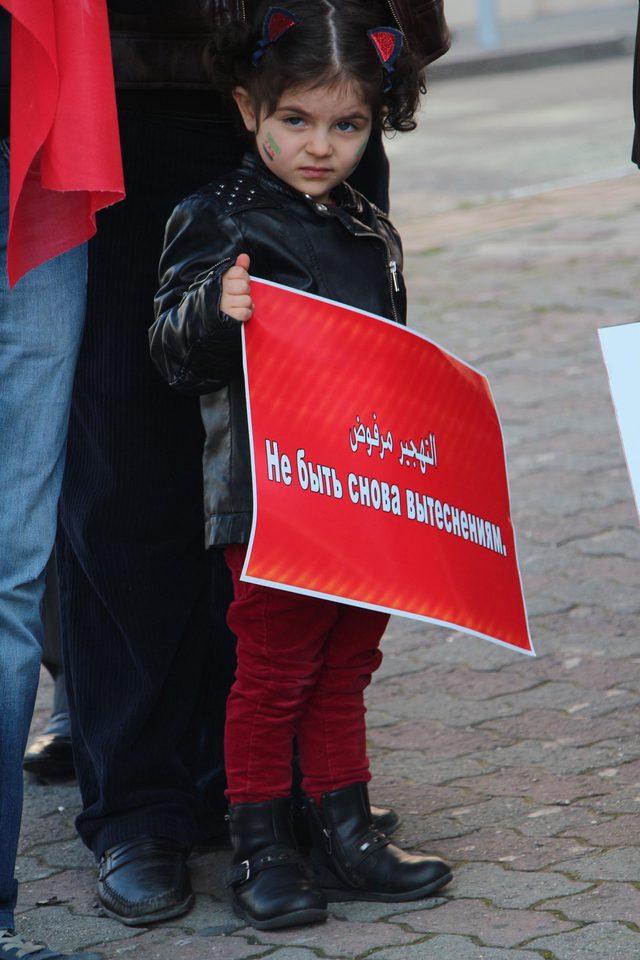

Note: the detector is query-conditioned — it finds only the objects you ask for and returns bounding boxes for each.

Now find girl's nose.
[306,132,333,157]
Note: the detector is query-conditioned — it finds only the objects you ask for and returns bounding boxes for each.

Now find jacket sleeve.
[394,0,451,68]
[150,197,246,395]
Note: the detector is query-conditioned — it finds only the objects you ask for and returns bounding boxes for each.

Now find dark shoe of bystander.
[0,929,100,960]
[307,783,452,902]
[370,803,401,836]
[97,836,194,926]
[225,798,327,930]
[23,712,75,781]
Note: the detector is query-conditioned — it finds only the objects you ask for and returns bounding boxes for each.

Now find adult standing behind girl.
[56,0,450,928]
[151,0,452,933]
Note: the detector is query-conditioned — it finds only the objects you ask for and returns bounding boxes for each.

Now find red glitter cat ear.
[253,7,299,65]
[368,27,404,91]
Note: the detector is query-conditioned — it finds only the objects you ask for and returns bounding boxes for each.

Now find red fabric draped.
[2,0,124,286]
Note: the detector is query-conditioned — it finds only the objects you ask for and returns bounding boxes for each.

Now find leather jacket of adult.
[109,0,450,88]
[150,151,407,547]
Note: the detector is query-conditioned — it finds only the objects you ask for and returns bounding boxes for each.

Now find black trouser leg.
[59,114,243,858]
[41,551,69,717]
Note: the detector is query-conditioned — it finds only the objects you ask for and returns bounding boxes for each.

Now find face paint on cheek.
[262,132,282,162]
[347,135,370,176]
[354,137,369,162]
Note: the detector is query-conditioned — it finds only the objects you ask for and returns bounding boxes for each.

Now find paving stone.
[163,894,238,932]
[517,805,613,839]
[397,898,575,946]
[453,863,590,908]
[576,788,640,815]
[17,797,78,852]
[28,838,94,870]
[550,847,640,881]
[449,768,615,804]
[328,898,449,923]
[434,828,593,870]
[231,917,417,954]
[263,952,326,960]
[16,869,97,915]
[527,921,640,959]
[188,849,231,900]
[372,934,541,959]
[113,930,265,960]
[540,881,640,923]
[13,857,58,884]
[479,709,636,747]
[17,906,132,952]
[575,528,640,561]
[417,796,538,835]
[382,663,542,701]
[558,813,640,847]
[368,721,496,756]
[471,739,629,776]
[376,749,498,786]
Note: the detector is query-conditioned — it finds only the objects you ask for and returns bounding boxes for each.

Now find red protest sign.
[242,280,533,656]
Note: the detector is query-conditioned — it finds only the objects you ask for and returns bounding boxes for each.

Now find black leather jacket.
[110,1,450,87]
[150,152,406,547]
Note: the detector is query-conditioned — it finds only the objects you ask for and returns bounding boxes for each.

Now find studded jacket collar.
[150,151,407,547]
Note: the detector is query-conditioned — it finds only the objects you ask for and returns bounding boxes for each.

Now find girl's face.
[233,80,374,203]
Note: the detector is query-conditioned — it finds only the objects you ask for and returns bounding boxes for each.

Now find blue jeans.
[0,141,87,929]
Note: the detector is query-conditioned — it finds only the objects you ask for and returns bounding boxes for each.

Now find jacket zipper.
[389,259,400,293]
[239,0,246,21]
[354,232,401,324]
[179,257,233,306]
[386,0,403,30]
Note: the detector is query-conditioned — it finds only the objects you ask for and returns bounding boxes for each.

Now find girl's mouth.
[299,167,332,178]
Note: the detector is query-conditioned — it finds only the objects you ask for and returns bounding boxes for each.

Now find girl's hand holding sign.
[221,254,254,322]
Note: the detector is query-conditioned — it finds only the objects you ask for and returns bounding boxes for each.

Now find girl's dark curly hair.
[209,0,425,133]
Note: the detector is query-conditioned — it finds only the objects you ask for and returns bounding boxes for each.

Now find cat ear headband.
[368,27,404,92]
[252,7,299,64]
[252,8,405,94]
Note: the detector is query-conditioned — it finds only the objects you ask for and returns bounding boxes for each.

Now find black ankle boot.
[225,797,327,930]
[307,783,452,902]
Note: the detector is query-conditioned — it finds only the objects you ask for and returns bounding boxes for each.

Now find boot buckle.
[241,859,251,882]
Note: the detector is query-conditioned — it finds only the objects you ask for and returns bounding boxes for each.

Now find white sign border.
[598,321,640,522]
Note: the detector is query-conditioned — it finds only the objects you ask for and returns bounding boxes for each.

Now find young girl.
[150,0,451,931]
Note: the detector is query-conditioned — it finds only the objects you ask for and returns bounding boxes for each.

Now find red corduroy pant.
[224,544,389,805]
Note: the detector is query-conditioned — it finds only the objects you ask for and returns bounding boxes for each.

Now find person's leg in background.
[58,113,243,926]
[22,552,75,781]
[0,140,94,958]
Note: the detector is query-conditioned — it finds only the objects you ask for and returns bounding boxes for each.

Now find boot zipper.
[323,828,333,855]
[239,0,246,21]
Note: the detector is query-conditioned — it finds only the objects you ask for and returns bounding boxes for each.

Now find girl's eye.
[284,116,305,127]
[336,121,358,133]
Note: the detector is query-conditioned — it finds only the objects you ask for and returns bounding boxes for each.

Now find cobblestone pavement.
[16,146,640,960]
